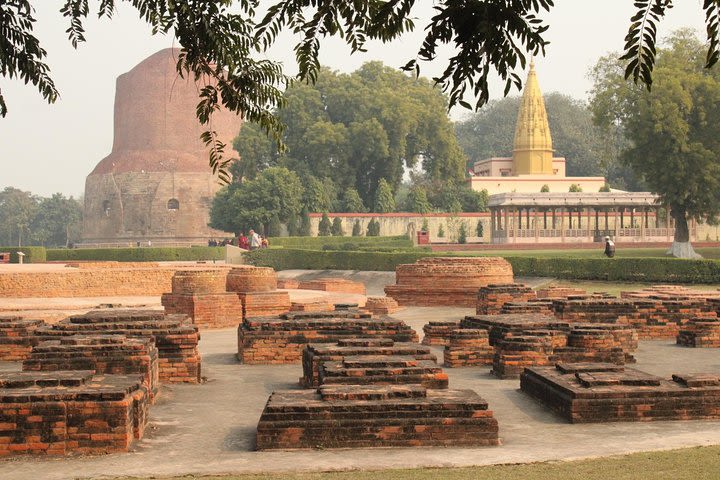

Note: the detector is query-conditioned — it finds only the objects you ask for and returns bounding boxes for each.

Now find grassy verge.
[117,445,720,480]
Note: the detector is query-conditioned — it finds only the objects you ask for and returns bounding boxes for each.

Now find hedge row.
[46,246,224,262]
[246,248,720,283]
[0,246,47,263]
[269,235,412,249]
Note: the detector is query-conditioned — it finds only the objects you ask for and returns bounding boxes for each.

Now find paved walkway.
[3,305,720,480]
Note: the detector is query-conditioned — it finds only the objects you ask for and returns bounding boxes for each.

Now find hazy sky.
[0,1,707,197]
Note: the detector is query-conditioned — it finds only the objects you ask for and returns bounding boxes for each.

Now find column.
[560,207,565,242]
[518,208,522,230]
[534,208,540,243]
[543,209,548,230]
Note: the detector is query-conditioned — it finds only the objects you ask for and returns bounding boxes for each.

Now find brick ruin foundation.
[476,284,537,315]
[256,384,499,449]
[161,269,243,329]
[298,278,367,295]
[385,257,514,307]
[36,310,201,383]
[677,316,720,347]
[238,310,418,364]
[0,316,46,361]
[422,320,460,346]
[443,329,495,367]
[22,335,160,401]
[0,371,148,456]
[300,338,437,387]
[363,296,402,315]
[226,266,291,318]
[289,301,335,312]
[319,355,449,389]
[521,362,720,423]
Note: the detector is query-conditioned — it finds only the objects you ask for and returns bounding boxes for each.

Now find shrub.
[367,218,380,236]
[318,213,332,236]
[458,223,467,244]
[331,217,345,236]
[540,184,550,192]
[438,224,445,238]
[269,235,411,249]
[476,220,484,237]
[267,214,282,237]
[299,209,312,236]
[352,220,362,236]
[0,246,47,263]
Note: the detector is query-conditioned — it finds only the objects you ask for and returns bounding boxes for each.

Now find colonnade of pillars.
[490,206,668,233]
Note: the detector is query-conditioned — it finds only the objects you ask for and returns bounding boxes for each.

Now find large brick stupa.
[81,48,241,245]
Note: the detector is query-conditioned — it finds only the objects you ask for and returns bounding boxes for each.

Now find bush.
[458,223,467,244]
[366,218,380,236]
[352,220,362,237]
[299,210,312,236]
[0,246,47,263]
[46,246,224,262]
[267,215,282,237]
[476,220,484,237]
[269,235,411,249]
[438,224,445,238]
[318,213,332,236]
[246,249,720,283]
[331,217,345,236]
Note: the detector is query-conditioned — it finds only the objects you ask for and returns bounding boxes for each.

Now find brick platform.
[677,317,720,347]
[444,329,495,367]
[276,279,300,289]
[226,266,291,318]
[22,335,160,400]
[536,286,587,299]
[256,384,499,449]
[36,310,201,383]
[0,316,46,361]
[237,311,419,364]
[289,301,334,313]
[318,355,449,389]
[476,284,537,315]
[521,363,720,423]
[385,257,514,307]
[298,278,367,295]
[620,285,720,300]
[0,370,148,456]
[363,296,403,315]
[500,301,555,315]
[421,320,460,346]
[161,269,243,329]
[301,338,437,387]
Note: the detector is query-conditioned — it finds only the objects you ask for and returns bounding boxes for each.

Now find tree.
[0,187,38,246]
[404,187,432,214]
[373,179,396,213]
[302,175,337,213]
[476,220,485,238]
[267,214,282,237]
[331,217,345,236]
[366,218,380,237]
[458,223,467,244]
[286,212,299,236]
[30,193,83,247]
[299,209,312,236]
[351,220,362,237]
[341,188,366,213]
[318,213,332,236]
[5,1,720,181]
[209,167,303,235]
[590,30,720,258]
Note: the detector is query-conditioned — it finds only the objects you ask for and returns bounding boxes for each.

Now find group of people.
[237,229,269,250]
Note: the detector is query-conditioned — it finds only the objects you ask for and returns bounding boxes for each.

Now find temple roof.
[512,60,553,164]
[488,192,661,208]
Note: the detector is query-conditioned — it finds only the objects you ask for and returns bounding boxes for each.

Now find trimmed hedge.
[269,235,412,250]
[46,246,224,262]
[0,246,47,263]
[246,248,720,283]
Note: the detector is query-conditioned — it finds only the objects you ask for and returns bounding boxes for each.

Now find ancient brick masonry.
[363,296,402,315]
[318,355,449,389]
[300,338,437,388]
[22,335,160,401]
[161,269,243,329]
[0,371,149,456]
[521,363,720,423]
[226,266,291,318]
[385,257,514,307]
[237,310,419,364]
[289,301,334,313]
[256,384,499,449]
[36,310,201,383]
[677,316,720,347]
[0,316,46,361]
[443,329,495,367]
[536,286,587,299]
[476,284,537,315]
[422,320,460,346]
[298,278,367,295]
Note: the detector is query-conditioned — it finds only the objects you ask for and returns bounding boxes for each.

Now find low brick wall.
[0,316,47,361]
[0,371,148,456]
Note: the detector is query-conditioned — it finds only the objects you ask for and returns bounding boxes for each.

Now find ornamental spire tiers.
[512,59,554,175]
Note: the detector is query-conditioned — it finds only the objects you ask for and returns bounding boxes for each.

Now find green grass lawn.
[119,445,720,480]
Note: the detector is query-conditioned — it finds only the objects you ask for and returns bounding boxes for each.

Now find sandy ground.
[2,271,720,479]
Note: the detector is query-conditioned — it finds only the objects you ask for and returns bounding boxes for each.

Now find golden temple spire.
[512,59,554,175]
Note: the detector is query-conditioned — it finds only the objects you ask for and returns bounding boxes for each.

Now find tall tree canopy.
[5,1,720,178]
[589,30,720,258]
[455,93,641,189]
[233,63,466,205]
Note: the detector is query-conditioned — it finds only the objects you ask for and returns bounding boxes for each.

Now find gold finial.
[512,59,553,175]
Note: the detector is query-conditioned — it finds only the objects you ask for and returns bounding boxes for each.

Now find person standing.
[249,229,261,250]
[604,236,616,258]
[239,232,249,250]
